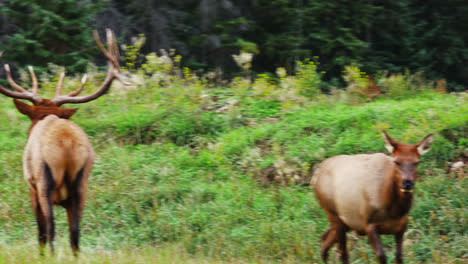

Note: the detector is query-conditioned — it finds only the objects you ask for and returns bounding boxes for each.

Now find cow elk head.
[382,131,434,193]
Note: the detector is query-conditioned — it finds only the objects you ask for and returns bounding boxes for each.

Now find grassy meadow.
[0,54,466,263]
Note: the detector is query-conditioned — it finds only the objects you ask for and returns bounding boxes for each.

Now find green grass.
[0,243,264,264]
[0,70,466,263]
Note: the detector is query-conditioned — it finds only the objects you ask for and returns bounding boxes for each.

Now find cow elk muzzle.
[401,179,414,192]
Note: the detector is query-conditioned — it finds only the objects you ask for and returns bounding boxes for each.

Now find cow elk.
[0,29,127,255]
[312,131,434,264]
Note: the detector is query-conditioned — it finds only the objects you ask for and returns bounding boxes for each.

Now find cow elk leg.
[337,225,349,264]
[367,224,387,264]
[320,228,337,262]
[320,210,350,264]
[395,231,404,264]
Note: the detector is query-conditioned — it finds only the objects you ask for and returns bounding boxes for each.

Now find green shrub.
[295,59,322,99]
[379,70,434,100]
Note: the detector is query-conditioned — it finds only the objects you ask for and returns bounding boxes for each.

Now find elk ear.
[13,99,34,118]
[416,133,434,155]
[382,130,397,153]
[59,108,78,119]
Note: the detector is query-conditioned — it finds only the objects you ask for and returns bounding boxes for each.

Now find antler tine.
[106,29,114,57]
[4,64,27,93]
[55,72,66,97]
[93,30,106,56]
[114,72,130,86]
[0,68,40,103]
[65,74,87,97]
[108,29,120,69]
[108,30,129,83]
[51,29,129,106]
[106,30,130,85]
[28,66,38,95]
[93,30,118,69]
[0,82,39,102]
[0,63,41,103]
[107,29,120,60]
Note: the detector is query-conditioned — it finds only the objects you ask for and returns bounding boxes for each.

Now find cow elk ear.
[382,130,397,154]
[416,133,434,155]
[60,108,78,119]
[13,99,34,119]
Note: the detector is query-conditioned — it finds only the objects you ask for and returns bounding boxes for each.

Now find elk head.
[382,130,434,193]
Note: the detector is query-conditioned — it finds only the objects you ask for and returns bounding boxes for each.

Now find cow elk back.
[0,29,127,255]
[312,131,433,264]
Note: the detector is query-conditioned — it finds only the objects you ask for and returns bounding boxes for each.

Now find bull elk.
[312,131,434,263]
[0,29,127,254]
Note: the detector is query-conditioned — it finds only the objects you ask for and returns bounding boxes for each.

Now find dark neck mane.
[383,167,414,218]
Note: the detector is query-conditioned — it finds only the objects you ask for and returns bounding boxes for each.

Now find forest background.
[0,0,467,91]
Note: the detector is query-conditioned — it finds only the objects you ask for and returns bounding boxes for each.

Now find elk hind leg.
[31,192,47,254]
[321,222,349,263]
[337,224,349,264]
[320,210,349,263]
[37,163,56,253]
[320,228,337,262]
[65,201,82,255]
[65,166,88,255]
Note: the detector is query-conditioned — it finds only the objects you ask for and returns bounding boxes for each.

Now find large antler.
[0,63,42,104]
[52,29,128,106]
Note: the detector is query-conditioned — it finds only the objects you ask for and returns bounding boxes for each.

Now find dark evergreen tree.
[416,0,468,90]
[239,0,375,80]
[364,0,468,90]
[0,0,103,73]
[1,0,466,89]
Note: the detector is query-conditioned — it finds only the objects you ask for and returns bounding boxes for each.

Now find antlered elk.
[312,131,433,264]
[0,29,127,254]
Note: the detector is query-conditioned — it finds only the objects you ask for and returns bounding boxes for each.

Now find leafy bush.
[379,70,433,100]
[295,59,322,99]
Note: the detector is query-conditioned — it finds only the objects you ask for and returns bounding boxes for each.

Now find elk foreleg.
[395,230,405,264]
[367,224,387,264]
